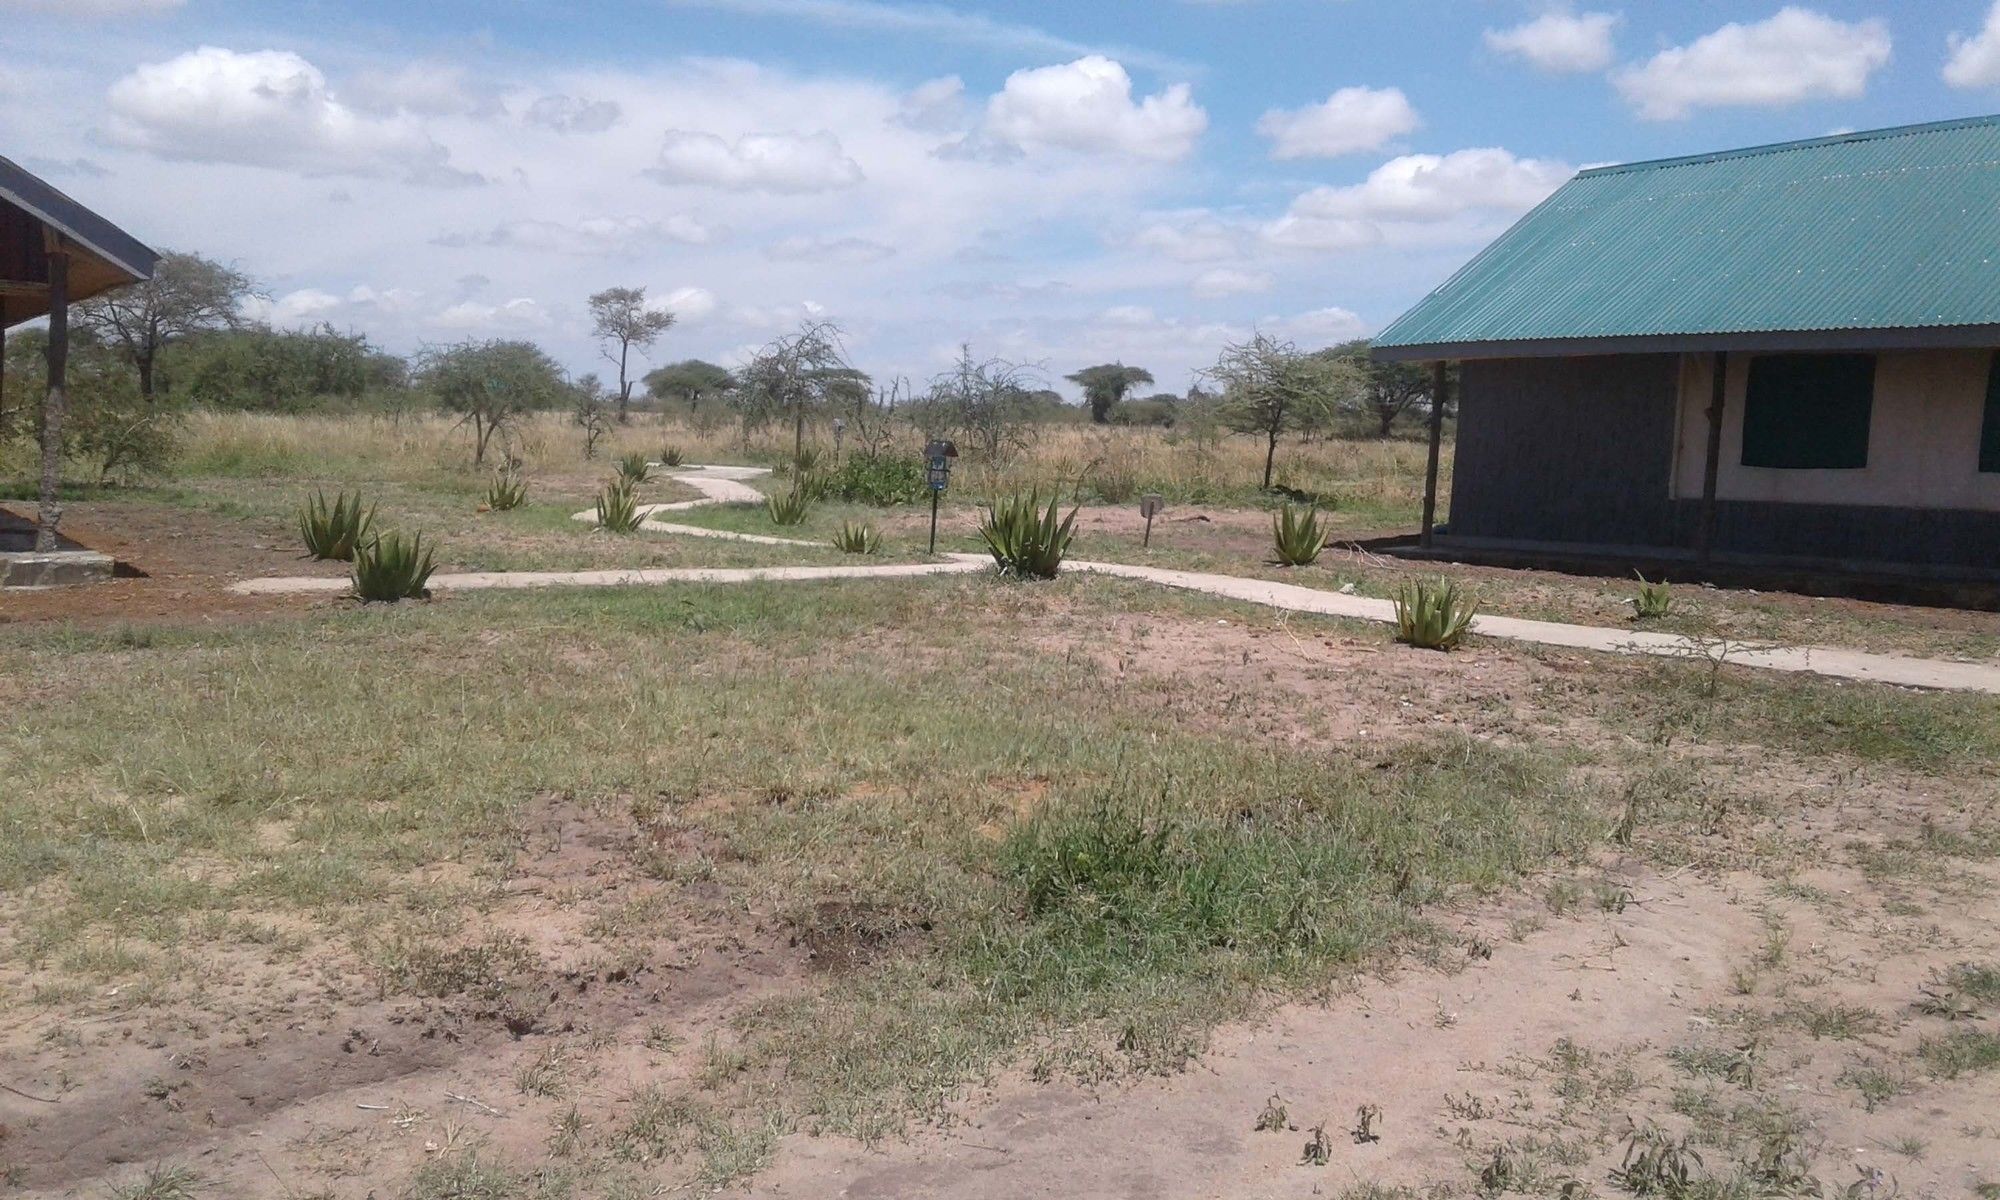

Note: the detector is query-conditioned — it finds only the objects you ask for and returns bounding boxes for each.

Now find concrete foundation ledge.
[0,550,116,589]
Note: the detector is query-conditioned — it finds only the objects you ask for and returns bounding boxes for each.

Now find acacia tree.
[736,320,852,467]
[588,286,676,423]
[75,250,255,400]
[644,359,735,416]
[920,344,1043,461]
[572,372,611,459]
[1207,333,1351,490]
[1066,362,1153,424]
[1328,339,1436,437]
[419,339,567,466]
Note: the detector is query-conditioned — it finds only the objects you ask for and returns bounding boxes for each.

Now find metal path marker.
[1140,493,1164,548]
[925,439,957,555]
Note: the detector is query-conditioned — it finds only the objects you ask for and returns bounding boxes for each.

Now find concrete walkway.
[567,464,820,546]
[233,559,989,596]
[229,463,2000,696]
[1068,560,2000,695]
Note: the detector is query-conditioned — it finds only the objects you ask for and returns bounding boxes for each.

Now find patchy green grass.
[1919,1029,2000,1080]
[1597,656,2000,776]
[724,735,1599,1139]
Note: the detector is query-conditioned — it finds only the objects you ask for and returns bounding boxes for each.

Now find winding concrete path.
[230,464,2000,696]
[1067,560,2000,696]
[567,464,821,547]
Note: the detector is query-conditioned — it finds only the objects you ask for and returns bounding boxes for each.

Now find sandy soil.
[5,604,1996,1197]
[0,499,330,627]
[760,845,2000,1198]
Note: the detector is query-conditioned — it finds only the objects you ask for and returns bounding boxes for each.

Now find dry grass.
[167,409,1441,520]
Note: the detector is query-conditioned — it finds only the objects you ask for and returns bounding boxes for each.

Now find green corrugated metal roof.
[1373,115,2000,358]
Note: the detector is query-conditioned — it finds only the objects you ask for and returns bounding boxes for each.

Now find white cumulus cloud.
[1945,2,2000,89]
[660,286,719,322]
[647,129,863,191]
[524,94,623,133]
[1256,86,1418,159]
[1190,267,1272,298]
[1265,148,1572,250]
[104,46,479,185]
[1483,10,1620,74]
[435,215,713,255]
[765,235,896,263]
[1131,213,1249,263]
[434,297,549,331]
[1614,7,1891,120]
[985,56,1206,161]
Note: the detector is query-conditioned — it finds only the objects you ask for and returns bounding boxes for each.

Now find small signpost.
[1140,493,1164,548]
[925,439,957,555]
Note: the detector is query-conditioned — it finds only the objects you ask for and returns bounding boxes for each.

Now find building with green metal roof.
[1373,116,2000,601]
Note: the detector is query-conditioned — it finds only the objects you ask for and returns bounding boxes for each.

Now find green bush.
[823,456,927,505]
[351,530,437,602]
[484,469,526,512]
[596,477,643,533]
[981,490,1077,579]
[832,521,881,554]
[615,452,651,485]
[660,444,686,468]
[1632,573,1673,620]
[1271,504,1326,567]
[297,490,375,561]
[767,487,811,526]
[1394,579,1478,651]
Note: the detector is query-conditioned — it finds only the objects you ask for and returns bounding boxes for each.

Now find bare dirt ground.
[0,500,323,626]
[5,598,1997,1198]
[763,844,2000,1199]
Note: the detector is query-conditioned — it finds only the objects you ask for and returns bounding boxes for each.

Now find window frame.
[1739,353,1876,471]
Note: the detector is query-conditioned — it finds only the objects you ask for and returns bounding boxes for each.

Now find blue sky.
[6,1,2000,394]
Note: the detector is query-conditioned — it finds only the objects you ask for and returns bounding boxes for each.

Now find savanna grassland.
[2,411,1999,1199]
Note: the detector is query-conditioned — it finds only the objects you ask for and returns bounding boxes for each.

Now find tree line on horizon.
[0,249,1450,485]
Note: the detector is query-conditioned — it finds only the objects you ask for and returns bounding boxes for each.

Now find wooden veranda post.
[35,238,69,552]
[1420,360,1448,548]
[1696,350,1728,567]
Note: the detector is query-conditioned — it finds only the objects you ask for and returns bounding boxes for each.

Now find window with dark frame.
[1982,352,2000,474]
[1740,354,1875,470]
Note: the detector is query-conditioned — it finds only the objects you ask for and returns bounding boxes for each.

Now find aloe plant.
[767,487,811,526]
[832,521,881,554]
[615,453,651,485]
[1394,579,1478,651]
[596,477,643,533]
[1271,503,1326,567]
[484,469,527,512]
[980,490,1078,579]
[1632,572,1673,620]
[298,490,375,561]
[659,444,686,468]
[351,531,437,603]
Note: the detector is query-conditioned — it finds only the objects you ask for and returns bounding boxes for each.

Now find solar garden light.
[1140,493,1164,547]
[925,438,957,555]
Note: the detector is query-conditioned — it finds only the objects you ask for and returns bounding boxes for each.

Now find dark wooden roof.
[0,154,158,328]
